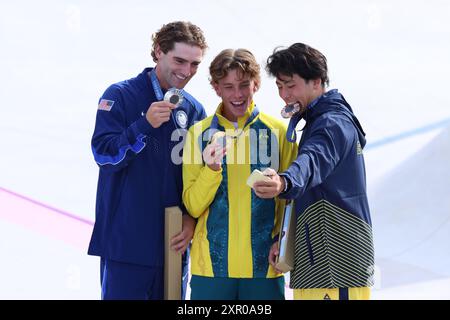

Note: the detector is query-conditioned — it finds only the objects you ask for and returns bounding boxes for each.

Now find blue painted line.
[365,117,450,150]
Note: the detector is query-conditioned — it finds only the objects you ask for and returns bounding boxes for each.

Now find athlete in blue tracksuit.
[255,43,374,300]
[88,21,208,299]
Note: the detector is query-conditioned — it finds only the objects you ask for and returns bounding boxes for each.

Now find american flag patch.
[98,99,114,111]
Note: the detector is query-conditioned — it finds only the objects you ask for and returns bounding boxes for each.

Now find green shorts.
[190,275,285,300]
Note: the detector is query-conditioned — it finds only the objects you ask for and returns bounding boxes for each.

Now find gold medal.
[281,102,301,118]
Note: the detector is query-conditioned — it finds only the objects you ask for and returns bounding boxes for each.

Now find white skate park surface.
[1,0,450,299]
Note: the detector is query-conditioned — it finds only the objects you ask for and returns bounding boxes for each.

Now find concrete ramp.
[370,125,450,293]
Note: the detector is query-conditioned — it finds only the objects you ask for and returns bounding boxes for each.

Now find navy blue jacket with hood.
[280,89,375,289]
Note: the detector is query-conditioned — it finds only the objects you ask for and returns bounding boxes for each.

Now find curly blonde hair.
[209,49,261,89]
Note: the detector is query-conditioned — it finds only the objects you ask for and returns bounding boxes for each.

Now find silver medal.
[164,88,184,108]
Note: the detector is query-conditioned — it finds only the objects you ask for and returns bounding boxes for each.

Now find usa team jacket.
[88,68,206,267]
[280,89,375,289]
[182,102,297,279]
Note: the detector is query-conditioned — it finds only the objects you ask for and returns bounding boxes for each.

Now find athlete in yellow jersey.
[182,49,297,299]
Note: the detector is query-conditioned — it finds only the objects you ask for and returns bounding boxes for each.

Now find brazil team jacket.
[280,89,375,289]
[88,68,206,267]
[182,102,297,278]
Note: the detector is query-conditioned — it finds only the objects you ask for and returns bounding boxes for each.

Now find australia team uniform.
[182,102,297,299]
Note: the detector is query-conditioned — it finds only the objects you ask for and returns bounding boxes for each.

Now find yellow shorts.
[293,287,371,300]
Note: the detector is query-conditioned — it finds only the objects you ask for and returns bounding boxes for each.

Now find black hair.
[266,43,329,87]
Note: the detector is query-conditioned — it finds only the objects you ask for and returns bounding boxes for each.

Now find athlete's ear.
[212,82,222,98]
[155,44,162,60]
[253,79,260,93]
[312,78,322,90]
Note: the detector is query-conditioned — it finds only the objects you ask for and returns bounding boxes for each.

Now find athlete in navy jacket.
[255,43,374,300]
[88,21,208,300]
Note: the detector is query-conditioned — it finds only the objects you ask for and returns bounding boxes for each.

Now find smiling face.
[155,42,204,90]
[213,69,258,122]
[275,73,324,114]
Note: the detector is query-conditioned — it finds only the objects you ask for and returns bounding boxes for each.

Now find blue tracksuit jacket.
[280,89,375,289]
[88,68,206,267]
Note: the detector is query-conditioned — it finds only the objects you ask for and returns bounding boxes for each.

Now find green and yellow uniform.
[183,102,297,299]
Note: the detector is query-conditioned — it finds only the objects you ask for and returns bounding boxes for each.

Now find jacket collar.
[213,101,258,130]
[286,89,367,147]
